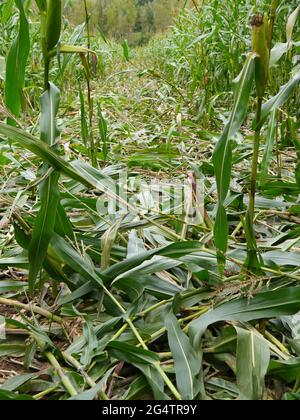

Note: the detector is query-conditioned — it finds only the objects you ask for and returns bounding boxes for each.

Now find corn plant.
[213,1,300,272]
[1,0,300,402]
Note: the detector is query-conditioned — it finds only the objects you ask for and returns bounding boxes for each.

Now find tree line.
[66,0,188,45]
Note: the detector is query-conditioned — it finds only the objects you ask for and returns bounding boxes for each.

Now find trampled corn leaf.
[107,341,159,365]
[189,286,300,348]
[165,312,201,400]
[235,327,270,400]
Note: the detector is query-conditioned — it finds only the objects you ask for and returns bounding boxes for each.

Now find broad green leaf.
[270,42,290,67]
[122,375,148,400]
[268,358,300,382]
[262,250,300,267]
[40,82,60,145]
[0,255,28,268]
[2,0,14,23]
[212,53,255,252]
[107,341,160,365]
[0,390,34,400]
[0,344,25,357]
[59,281,94,305]
[287,5,300,43]
[260,109,278,185]
[189,286,300,348]
[103,241,204,281]
[34,0,46,12]
[111,277,144,302]
[55,202,74,240]
[0,372,39,391]
[235,327,270,400]
[28,170,60,292]
[50,233,104,288]
[4,0,30,124]
[165,312,201,400]
[283,393,300,400]
[80,316,98,366]
[28,83,61,292]
[0,280,27,293]
[0,123,94,186]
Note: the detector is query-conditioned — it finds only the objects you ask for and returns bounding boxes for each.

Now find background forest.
[66,0,188,44]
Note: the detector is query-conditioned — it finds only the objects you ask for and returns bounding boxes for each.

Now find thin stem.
[268,0,277,51]
[248,96,263,225]
[154,362,182,400]
[34,384,59,400]
[45,352,78,397]
[62,351,109,400]
[44,57,50,91]
[0,297,62,323]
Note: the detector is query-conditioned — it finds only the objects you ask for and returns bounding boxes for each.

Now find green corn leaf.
[34,0,47,12]
[165,312,201,400]
[0,123,92,187]
[212,53,255,252]
[286,5,300,44]
[0,390,34,400]
[45,0,62,51]
[28,169,60,292]
[270,42,293,67]
[2,0,14,24]
[50,233,104,287]
[0,280,27,293]
[103,241,204,281]
[40,82,60,145]
[0,372,40,391]
[235,327,270,400]
[28,83,61,292]
[55,202,74,240]
[260,109,278,185]
[4,0,30,124]
[256,69,300,130]
[122,39,130,61]
[189,286,300,348]
[134,364,169,400]
[107,341,160,365]
[268,358,300,383]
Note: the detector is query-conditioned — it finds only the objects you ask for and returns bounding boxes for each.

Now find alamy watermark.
[0,316,5,339]
[93,169,205,223]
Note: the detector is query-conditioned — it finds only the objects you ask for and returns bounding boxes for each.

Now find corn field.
[0,0,300,401]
